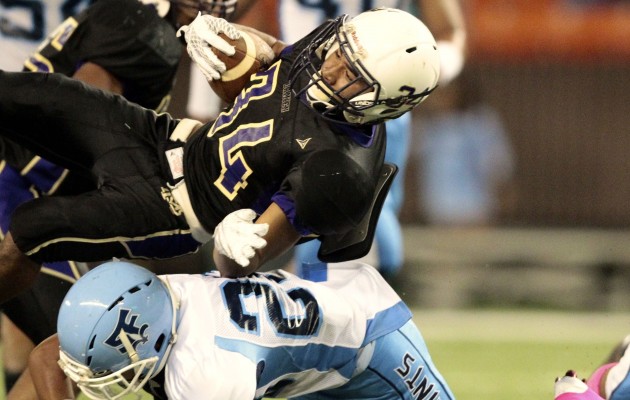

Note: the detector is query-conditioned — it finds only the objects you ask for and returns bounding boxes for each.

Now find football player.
[0,0,238,394]
[264,0,467,281]
[24,260,455,399]
[0,8,440,310]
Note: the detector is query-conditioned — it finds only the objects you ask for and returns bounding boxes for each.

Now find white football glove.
[176,12,242,81]
[213,209,269,268]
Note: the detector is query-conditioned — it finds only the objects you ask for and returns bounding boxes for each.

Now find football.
[209,31,275,103]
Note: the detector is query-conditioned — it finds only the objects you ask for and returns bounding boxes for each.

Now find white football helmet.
[139,0,237,19]
[289,7,440,125]
[57,261,179,400]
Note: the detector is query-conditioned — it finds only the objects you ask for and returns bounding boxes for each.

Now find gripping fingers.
[214,209,269,268]
[234,208,257,221]
[232,225,268,267]
[199,47,227,72]
[243,222,269,237]
[199,29,236,56]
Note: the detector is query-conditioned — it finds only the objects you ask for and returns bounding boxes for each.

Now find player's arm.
[419,0,467,84]
[72,61,124,95]
[213,202,300,277]
[8,334,76,400]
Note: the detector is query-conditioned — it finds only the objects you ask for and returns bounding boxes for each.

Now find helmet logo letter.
[105,308,149,354]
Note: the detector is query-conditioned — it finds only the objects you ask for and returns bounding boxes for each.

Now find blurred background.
[152,0,630,398]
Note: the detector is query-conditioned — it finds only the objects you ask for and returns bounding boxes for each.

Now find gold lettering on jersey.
[214,120,274,200]
[50,17,79,51]
[281,83,292,113]
[209,61,281,137]
[23,54,54,73]
[296,138,311,150]
[160,187,183,216]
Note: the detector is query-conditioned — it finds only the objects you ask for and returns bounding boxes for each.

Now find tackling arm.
[6,334,76,400]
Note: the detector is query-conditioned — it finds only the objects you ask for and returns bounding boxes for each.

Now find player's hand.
[213,209,269,267]
[176,12,242,81]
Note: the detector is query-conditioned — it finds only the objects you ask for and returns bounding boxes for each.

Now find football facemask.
[58,350,159,400]
[289,8,440,126]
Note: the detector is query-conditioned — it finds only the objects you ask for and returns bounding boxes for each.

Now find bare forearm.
[214,247,259,277]
[30,335,76,400]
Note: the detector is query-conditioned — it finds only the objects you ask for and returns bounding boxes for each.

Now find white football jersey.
[0,0,92,70]
[163,261,411,399]
[279,0,412,42]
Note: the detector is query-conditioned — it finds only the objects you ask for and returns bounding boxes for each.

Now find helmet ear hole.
[88,335,97,351]
[154,334,166,353]
[107,297,124,311]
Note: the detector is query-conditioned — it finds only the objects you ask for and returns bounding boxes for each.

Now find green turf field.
[416,309,630,400]
[4,309,628,400]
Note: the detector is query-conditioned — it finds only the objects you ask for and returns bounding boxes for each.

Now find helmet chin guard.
[289,7,440,126]
[58,351,159,400]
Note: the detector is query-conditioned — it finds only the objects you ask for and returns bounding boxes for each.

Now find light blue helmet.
[57,261,178,400]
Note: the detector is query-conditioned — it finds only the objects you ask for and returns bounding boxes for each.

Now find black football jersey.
[7,0,181,173]
[183,25,386,237]
[22,0,181,111]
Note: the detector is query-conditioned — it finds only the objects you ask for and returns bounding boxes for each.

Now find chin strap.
[118,329,142,379]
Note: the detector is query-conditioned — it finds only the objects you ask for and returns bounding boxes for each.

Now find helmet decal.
[105,308,149,355]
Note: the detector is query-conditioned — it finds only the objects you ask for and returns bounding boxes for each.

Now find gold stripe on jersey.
[24,229,194,259]
[41,260,83,282]
[20,155,70,196]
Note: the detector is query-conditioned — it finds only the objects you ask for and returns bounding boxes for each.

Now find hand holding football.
[209,31,275,103]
